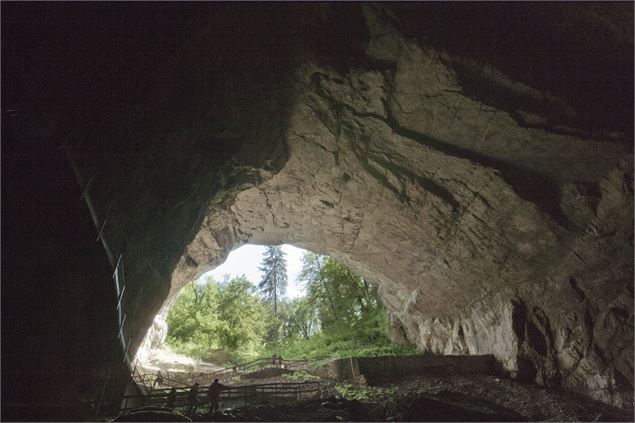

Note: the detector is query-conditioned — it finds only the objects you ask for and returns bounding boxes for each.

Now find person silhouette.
[187,383,200,416]
[153,370,164,389]
[206,378,227,416]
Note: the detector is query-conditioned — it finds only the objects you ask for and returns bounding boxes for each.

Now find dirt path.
[142,347,224,373]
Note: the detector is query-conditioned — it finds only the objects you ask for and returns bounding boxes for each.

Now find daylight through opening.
[135,244,415,379]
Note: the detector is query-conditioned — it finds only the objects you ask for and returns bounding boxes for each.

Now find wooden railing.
[120,381,323,412]
[132,369,191,391]
[130,355,331,392]
[209,356,330,381]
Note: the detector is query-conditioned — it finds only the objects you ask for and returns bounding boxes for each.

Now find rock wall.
[5,2,631,412]
[164,5,633,407]
[356,355,498,386]
[135,299,174,364]
[312,358,360,384]
[312,355,498,385]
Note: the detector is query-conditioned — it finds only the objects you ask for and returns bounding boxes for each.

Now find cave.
[2,2,633,421]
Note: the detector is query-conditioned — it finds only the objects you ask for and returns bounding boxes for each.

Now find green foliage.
[335,384,399,401]
[265,332,417,361]
[299,253,384,340]
[278,297,319,340]
[166,248,416,364]
[280,371,319,382]
[166,276,268,360]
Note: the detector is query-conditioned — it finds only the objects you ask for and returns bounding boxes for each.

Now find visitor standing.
[187,383,200,416]
[206,378,227,416]
[153,370,164,389]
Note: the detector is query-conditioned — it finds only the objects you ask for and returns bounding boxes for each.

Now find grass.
[167,336,419,371]
[261,334,418,362]
[280,371,320,382]
[335,383,399,401]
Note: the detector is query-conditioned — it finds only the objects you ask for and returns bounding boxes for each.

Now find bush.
[335,384,399,401]
[281,371,319,382]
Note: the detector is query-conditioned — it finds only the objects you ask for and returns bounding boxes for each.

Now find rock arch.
[154,32,632,405]
[7,2,629,411]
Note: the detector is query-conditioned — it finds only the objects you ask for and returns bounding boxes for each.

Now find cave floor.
[385,374,632,422]
[148,374,631,422]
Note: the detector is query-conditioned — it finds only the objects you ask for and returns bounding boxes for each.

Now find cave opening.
[134,243,414,381]
[1,2,632,422]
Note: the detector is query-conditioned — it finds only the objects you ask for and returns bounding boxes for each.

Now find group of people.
[162,379,227,417]
[155,355,286,416]
[272,353,284,367]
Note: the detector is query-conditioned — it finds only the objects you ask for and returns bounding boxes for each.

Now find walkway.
[122,355,330,412]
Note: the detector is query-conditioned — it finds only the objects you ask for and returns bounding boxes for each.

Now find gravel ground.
[143,347,223,373]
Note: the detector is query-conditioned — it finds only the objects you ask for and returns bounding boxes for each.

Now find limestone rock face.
[163,5,633,408]
[13,3,627,410]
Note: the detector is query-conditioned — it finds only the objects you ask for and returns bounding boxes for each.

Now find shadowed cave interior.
[1,2,633,422]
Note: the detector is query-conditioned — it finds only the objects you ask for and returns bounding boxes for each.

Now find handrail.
[62,137,154,414]
[135,372,191,390]
[120,381,323,411]
[210,355,329,378]
[130,355,331,392]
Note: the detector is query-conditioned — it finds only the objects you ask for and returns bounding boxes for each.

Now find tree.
[299,253,337,319]
[165,250,402,362]
[217,276,268,351]
[258,245,288,317]
[166,276,268,359]
[166,279,221,357]
[281,297,319,339]
[299,252,386,343]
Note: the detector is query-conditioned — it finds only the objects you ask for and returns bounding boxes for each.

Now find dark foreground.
[112,395,525,422]
[111,375,633,422]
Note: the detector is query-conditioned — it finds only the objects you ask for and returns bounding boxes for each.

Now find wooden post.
[349,357,360,384]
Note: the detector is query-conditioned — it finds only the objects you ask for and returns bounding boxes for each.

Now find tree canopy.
[165,248,415,364]
[166,275,268,360]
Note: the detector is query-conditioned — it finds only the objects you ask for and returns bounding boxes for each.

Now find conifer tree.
[258,245,288,316]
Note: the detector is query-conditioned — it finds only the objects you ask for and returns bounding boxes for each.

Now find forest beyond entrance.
[164,246,415,366]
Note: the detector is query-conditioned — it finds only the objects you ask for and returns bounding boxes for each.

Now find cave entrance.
[134,243,413,381]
